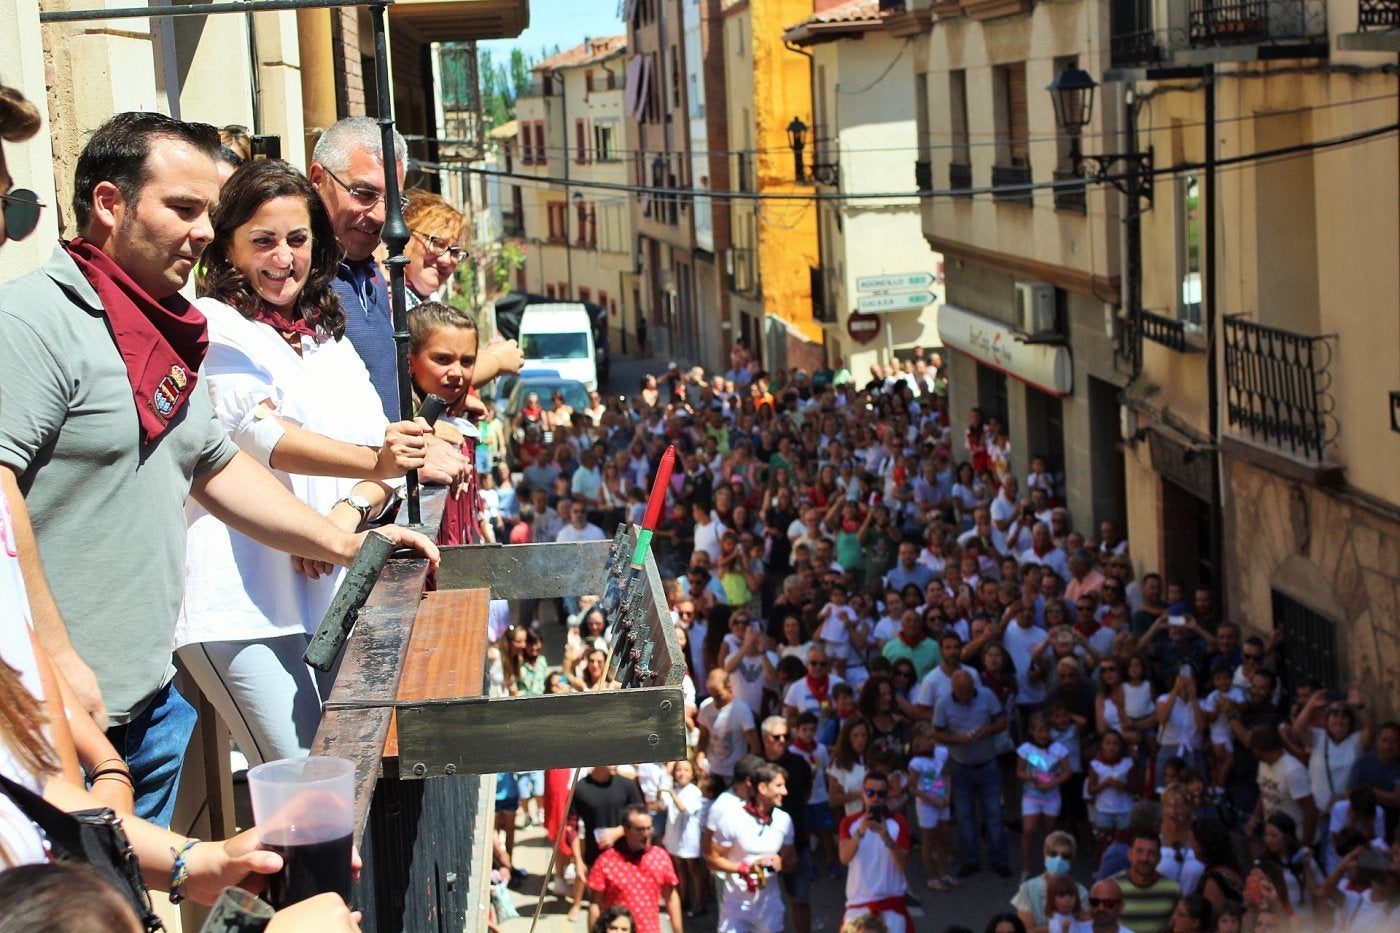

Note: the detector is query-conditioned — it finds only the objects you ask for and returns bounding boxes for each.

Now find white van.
[517,304,599,391]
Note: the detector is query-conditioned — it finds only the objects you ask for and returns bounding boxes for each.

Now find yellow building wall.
[746,0,819,343]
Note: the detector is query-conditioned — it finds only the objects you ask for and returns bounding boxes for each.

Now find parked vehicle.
[517,304,599,390]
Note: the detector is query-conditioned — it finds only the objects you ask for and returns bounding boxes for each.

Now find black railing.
[949,161,972,196]
[1141,309,1201,352]
[1053,169,1086,212]
[1359,0,1400,28]
[1110,0,1163,64]
[1223,314,1334,461]
[1188,0,1328,46]
[992,164,1033,205]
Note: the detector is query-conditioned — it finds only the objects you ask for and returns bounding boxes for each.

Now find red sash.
[848,895,912,930]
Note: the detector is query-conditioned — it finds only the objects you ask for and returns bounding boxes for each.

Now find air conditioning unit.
[1015,281,1057,337]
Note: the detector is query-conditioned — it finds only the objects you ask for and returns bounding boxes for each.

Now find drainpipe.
[1204,65,1224,597]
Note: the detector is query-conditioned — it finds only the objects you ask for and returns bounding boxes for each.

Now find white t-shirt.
[1201,687,1245,746]
[556,521,607,544]
[179,299,391,645]
[1089,758,1135,814]
[697,697,756,778]
[1156,693,1203,754]
[828,761,868,817]
[662,781,705,858]
[1306,727,1362,810]
[727,649,778,715]
[711,804,794,922]
[1003,622,1049,704]
[791,742,831,804]
[838,811,911,905]
[817,602,858,661]
[909,748,951,821]
[0,489,51,867]
[783,674,845,724]
[1257,752,1313,826]
[914,663,979,714]
[1018,741,1070,803]
[693,519,725,562]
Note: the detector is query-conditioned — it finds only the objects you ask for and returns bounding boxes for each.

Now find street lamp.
[786,116,840,186]
[1046,67,1153,206]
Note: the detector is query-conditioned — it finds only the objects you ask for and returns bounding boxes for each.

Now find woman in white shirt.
[1290,689,1369,836]
[178,161,427,765]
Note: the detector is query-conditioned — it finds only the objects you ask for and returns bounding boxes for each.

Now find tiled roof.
[805,0,883,25]
[533,35,627,72]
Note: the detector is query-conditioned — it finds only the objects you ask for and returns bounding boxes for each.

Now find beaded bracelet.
[169,838,201,904]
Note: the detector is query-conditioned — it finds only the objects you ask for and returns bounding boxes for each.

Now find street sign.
[856,272,936,293]
[847,311,881,344]
[855,290,936,313]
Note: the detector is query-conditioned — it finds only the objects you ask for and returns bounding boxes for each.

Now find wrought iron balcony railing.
[1223,314,1335,461]
[1110,0,1165,65]
[991,164,1033,205]
[1359,0,1400,28]
[1053,170,1086,212]
[1187,0,1328,47]
[949,161,973,196]
[1141,309,1201,352]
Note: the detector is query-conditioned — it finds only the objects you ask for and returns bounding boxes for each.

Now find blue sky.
[479,0,625,63]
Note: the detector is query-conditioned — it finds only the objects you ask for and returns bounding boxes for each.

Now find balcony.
[1185,0,1328,51]
[991,164,1033,205]
[949,162,972,197]
[1110,0,1165,66]
[1223,315,1339,476]
[1358,0,1400,27]
[500,212,524,238]
[1141,309,1203,352]
[1052,170,1086,213]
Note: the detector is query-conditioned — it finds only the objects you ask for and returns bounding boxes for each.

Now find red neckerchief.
[1074,618,1101,638]
[743,801,773,826]
[898,630,926,648]
[249,302,319,339]
[1033,542,1054,558]
[805,674,831,705]
[64,237,207,444]
[791,735,817,754]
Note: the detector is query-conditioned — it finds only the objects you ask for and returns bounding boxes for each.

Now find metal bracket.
[1076,146,1154,207]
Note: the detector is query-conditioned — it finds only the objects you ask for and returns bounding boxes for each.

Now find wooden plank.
[394,685,688,775]
[312,707,392,848]
[382,587,490,757]
[434,540,613,598]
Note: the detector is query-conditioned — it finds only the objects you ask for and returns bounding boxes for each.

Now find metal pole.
[370,2,420,524]
[1203,66,1223,598]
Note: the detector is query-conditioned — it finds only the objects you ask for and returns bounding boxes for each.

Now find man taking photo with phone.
[838,771,912,933]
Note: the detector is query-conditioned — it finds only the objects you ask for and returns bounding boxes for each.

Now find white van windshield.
[522,332,590,361]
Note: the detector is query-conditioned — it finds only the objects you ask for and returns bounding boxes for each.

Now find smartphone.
[1180,664,1193,679]
[1168,615,1186,627]
[867,804,887,821]
[1326,688,1346,704]
[1022,506,1035,520]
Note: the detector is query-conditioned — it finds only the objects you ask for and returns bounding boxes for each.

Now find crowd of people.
[486,348,1400,932]
[1,81,1399,933]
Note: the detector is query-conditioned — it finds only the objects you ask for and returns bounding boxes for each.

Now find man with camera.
[838,771,913,933]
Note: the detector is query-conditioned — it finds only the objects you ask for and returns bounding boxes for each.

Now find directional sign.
[855,290,936,314]
[856,272,936,293]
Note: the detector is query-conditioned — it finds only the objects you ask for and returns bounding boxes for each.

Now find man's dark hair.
[73,112,220,233]
[1249,724,1284,753]
[732,754,764,785]
[864,770,889,785]
[796,710,819,728]
[750,761,786,788]
[621,803,652,827]
[1130,829,1161,850]
[1142,572,1163,586]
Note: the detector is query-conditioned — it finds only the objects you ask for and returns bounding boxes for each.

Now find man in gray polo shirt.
[0,112,436,826]
[931,670,1011,878]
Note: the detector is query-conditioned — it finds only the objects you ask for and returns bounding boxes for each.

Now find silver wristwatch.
[334,494,374,526]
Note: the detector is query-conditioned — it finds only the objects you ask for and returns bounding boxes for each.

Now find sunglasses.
[766,733,789,741]
[809,660,830,668]
[1,189,45,241]
[1089,897,1121,908]
[1243,652,1263,661]
[862,788,888,798]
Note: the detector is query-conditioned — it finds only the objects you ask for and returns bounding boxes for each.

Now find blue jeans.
[950,757,1008,870]
[105,680,198,828]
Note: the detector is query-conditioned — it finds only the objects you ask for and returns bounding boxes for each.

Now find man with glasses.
[586,804,682,933]
[838,771,913,933]
[759,716,814,933]
[1084,879,1131,932]
[310,117,465,486]
[783,644,845,735]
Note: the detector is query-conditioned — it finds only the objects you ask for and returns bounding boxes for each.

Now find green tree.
[510,48,531,99]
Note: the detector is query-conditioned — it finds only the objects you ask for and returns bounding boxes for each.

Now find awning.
[937,303,1073,396]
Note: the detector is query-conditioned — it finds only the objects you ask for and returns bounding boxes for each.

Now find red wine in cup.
[262,830,353,909]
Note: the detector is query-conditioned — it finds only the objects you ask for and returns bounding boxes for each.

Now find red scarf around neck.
[249,302,320,340]
[805,673,832,705]
[898,630,927,649]
[64,238,207,444]
[791,735,817,754]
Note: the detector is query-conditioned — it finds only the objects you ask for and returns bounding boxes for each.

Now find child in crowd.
[1200,660,1245,793]
[1045,872,1083,933]
[406,301,482,546]
[817,583,859,675]
[907,721,954,891]
[1086,729,1134,857]
[1047,702,1086,840]
[661,758,708,918]
[791,711,839,873]
[1017,712,1072,879]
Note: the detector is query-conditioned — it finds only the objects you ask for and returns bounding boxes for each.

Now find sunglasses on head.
[1,189,45,241]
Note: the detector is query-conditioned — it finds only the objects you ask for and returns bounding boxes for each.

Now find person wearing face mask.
[1010,831,1090,933]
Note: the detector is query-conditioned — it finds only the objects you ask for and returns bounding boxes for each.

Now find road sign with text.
[856,272,936,293]
[855,290,936,313]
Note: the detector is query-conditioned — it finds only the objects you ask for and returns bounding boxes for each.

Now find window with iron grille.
[1271,589,1340,691]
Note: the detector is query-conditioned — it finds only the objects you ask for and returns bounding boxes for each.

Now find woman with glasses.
[399,189,466,305]
[1010,830,1089,933]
